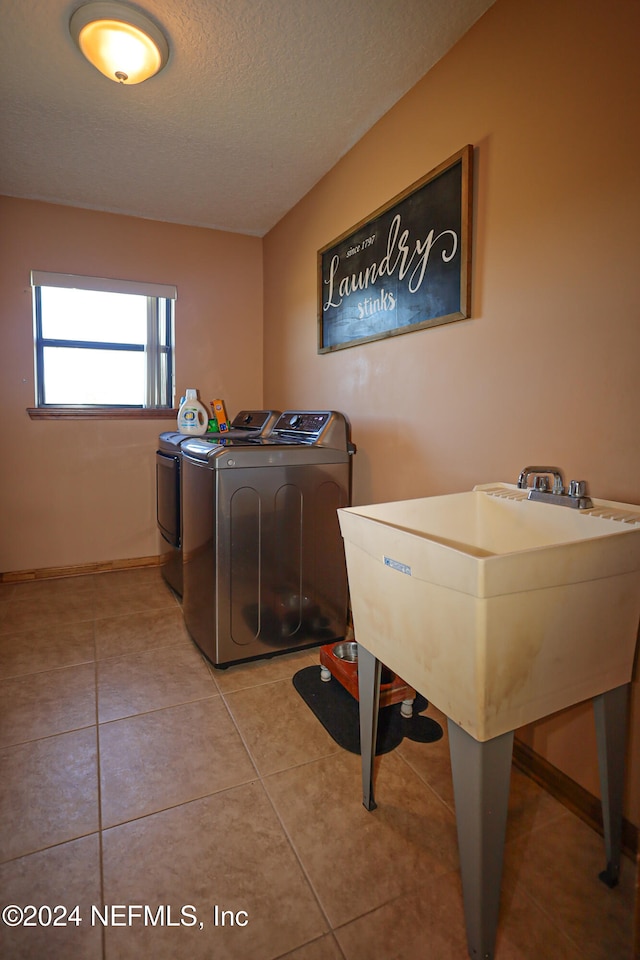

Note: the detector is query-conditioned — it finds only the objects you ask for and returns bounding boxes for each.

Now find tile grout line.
[97,782,262,834]
[215,686,262,782]
[510,882,587,958]
[216,677,348,956]
[393,748,458,820]
[218,681,342,778]
[92,632,262,829]
[94,636,197,666]
[0,657,97,683]
[98,689,222,728]
[92,617,107,960]
[259,773,349,957]
[273,932,348,960]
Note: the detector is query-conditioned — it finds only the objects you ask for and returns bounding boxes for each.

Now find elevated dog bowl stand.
[357,644,629,960]
[319,642,416,716]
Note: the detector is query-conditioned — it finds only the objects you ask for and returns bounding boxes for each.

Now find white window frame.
[31,271,177,410]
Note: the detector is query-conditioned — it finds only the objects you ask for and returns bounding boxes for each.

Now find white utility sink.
[338,482,640,741]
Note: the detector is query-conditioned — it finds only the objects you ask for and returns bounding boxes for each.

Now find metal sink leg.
[593,682,630,888]
[448,720,514,960]
[357,644,381,811]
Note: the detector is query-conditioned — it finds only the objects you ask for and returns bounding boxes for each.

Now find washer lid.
[157,431,192,452]
[180,436,225,460]
[207,444,350,468]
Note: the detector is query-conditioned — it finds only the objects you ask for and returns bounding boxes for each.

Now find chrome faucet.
[517,466,565,494]
[517,466,593,509]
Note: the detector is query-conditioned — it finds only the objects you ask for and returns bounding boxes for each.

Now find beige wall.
[0,197,263,572]
[262,0,640,821]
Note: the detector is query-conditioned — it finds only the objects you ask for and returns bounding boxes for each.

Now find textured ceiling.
[0,0,494,236]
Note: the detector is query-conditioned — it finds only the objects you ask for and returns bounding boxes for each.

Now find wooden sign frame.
[317,145,473,353]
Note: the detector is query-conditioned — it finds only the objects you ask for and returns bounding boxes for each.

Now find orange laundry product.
[211,399,230,433]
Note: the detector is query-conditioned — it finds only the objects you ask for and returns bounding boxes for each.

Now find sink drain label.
[384,556,412,576]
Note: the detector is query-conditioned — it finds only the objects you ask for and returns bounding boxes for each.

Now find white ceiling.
[0,0,494,236]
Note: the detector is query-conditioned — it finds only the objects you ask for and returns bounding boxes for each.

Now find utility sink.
[338,482,640,741]
[340,480,640,958]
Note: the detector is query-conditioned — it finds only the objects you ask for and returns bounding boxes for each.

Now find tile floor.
[0,567,636,959]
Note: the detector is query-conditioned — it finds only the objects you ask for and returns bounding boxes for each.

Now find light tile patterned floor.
[0,568,636,959]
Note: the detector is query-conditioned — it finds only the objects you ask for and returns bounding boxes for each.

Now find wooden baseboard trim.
[635,851,640,960]
[0,555,163,583]
[513,737,638,859]
[635,852,640,960]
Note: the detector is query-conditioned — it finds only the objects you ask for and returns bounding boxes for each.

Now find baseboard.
[635,851,640,960]
[513,737,638,859]
[0,555,163,583]
[636,854,640,960]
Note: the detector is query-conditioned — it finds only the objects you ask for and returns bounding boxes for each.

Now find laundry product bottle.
[177,389,210,435]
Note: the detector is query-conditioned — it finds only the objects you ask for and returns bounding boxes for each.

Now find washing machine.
[181,411,356,667]
[156,409,280,595]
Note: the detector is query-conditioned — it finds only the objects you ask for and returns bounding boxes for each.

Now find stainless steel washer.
[181,411,355,667]
[156,409,280,595]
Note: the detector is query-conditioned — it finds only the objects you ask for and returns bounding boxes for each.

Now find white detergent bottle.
[177,389,209,435]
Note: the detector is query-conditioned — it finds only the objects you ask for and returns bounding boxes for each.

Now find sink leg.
[593,682,629,888]
[357,644,381,812]
[447,720,514,960]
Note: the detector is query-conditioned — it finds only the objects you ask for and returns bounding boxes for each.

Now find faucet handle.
[532,475,549,492]
[568,480,587,498]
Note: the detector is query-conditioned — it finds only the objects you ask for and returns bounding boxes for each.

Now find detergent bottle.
[177,389,210,435]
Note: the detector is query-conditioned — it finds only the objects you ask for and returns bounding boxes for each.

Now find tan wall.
[262,0,640,822]
[0,197,263,572]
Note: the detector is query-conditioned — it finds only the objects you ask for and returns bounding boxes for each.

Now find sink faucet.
[516,465,593,509]
[517,466,565,494]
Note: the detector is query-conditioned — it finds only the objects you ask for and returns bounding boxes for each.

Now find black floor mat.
[292,665,443,756]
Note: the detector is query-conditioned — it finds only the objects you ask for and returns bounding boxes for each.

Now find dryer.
[156,409,280,595]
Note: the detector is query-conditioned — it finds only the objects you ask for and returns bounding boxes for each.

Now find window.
[31,271,176,409]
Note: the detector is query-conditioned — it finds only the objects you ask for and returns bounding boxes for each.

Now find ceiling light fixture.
[69,2,169,85]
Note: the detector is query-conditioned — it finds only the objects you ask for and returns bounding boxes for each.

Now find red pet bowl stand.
[319,641,416,717]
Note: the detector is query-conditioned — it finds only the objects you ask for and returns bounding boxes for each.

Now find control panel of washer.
[264,411,353,451]
[271,411,330,439]
[230,409,280,432]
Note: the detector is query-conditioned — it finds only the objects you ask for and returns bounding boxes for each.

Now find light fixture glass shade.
[69,2,169,84]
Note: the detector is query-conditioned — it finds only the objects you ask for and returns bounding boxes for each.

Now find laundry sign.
[317,145,473,353]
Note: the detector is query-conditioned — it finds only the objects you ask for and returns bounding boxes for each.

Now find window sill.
[27,407,179,421]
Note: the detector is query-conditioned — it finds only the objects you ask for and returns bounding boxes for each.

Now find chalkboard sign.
[317,145,473,353]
